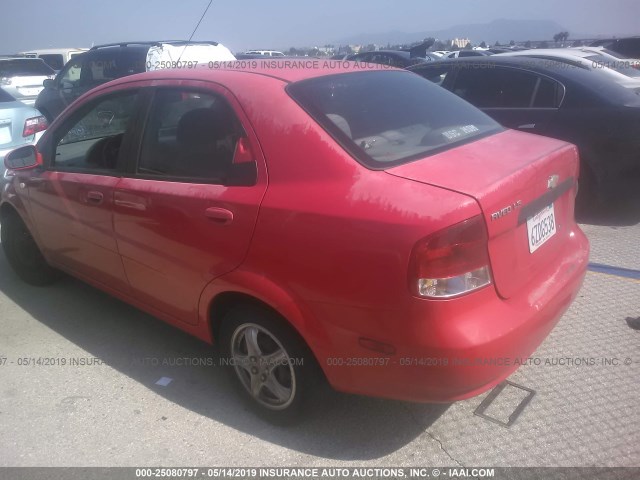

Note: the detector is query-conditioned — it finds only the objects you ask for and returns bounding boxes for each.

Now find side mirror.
[4,145,41,171]
[43,78,55,89]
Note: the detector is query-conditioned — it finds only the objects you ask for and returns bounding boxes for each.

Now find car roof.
[91,61,402,86]
[89,40,220,50]
[20,48,88,54]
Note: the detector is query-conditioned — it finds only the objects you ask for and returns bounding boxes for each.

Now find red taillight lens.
[409,216,492,298]
[23,116,48,137]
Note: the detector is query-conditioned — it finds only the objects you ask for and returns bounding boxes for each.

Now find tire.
[575,161,599,217]
[1,211,57,286]
[219,305,321,423]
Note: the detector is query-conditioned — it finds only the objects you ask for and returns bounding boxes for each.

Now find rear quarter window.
[287,70,501,168]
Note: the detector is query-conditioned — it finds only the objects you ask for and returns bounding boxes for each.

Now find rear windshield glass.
[287,70,501,168]
[39,54,65,70]
[0,59,55,77]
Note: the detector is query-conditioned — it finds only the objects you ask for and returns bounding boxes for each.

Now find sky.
[1,0,639,54]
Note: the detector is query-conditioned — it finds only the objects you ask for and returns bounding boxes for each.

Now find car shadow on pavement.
[576,191,640,226]
[0,254,449,460]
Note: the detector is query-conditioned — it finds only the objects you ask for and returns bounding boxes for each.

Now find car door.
[26,88,143,292]
[449,66,563,134]
[112,84,268,326]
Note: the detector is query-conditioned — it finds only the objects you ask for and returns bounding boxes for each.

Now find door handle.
[86,191,104,204]
[205,207,234,224]
[114,199,146,211]
[518,124,536,129]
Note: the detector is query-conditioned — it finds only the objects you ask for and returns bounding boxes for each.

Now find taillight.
[23,116,48,137]
[409,216,492,298]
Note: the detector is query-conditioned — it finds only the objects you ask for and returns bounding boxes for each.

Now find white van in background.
[20,48,89,72]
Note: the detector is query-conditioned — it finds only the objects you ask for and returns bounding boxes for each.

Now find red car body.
[1,63,589,404]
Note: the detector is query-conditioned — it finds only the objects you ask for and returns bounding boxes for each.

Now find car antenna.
[177,0,214,63]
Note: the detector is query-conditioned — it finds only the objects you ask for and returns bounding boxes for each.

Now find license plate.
[527,204,557,253]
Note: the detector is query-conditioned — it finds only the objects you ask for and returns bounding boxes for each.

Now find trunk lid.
[386,129,579,299]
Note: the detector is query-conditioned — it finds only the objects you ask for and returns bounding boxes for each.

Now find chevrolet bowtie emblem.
[547,174,560,190]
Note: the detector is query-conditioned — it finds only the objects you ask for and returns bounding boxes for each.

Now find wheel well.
[0,203,18,222]
[209,291,328,381]
[209,292,286,341]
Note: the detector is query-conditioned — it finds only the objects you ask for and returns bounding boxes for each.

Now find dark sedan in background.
[409,56,640,210]
[347,50,440,68]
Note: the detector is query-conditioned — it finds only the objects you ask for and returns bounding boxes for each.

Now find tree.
[553,31,570,44]
[479,41,487,48]
[539,41,549,48]
[524,40,532,48]
[509,40,516,46]
[463,42,473,50]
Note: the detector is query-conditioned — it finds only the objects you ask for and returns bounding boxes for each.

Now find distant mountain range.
[334,19,596,46]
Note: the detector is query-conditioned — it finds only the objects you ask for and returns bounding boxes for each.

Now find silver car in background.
[0,57,55,105]
[0,88,47,188]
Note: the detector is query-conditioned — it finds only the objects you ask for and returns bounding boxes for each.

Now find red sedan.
[1,63,589,420]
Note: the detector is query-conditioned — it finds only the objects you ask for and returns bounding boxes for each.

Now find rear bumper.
[313,225,589,403]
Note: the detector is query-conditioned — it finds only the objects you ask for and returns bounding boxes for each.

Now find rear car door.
[113,84,267,325]
[27,88,142,292]
[449,66,563,134]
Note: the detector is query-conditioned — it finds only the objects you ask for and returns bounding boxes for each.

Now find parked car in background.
[19,48,88,72]
[589,36,640,59]
[35,40,235,121]
[347,50,438,67]
[409,56,640,209]
[0,57,55,105]
[497,48,640,86]
[1,63,588,420]
[568,46,640,71]
[244,50,286,57]
[446,50,493,58]
[0,88,47,187]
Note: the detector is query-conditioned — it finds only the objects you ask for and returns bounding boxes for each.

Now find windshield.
[287,70,501,168]
[0,59,55,77]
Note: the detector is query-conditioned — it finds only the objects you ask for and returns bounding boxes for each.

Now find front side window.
[287,70,501,167]
[53,91,139,171]
[59,58,83,88]
[137,89,241,182]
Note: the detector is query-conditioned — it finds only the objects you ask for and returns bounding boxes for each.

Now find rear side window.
[453,68,538,108]
[138,89,241,182]
[453,67,563,108]
[39,54,65,71]
[287,70,501,167]
[0,59,54,77]
[533,77,565,108]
